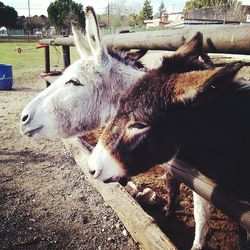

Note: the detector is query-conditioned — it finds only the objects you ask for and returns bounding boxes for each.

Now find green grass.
[0,42,79,85]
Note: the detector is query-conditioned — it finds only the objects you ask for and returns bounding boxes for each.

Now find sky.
[3,0,250,17]
[3,0,187,17]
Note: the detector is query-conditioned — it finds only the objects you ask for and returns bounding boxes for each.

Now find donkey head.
[88,61,243,183]
[20,7,110,139]
[20,7,146,140]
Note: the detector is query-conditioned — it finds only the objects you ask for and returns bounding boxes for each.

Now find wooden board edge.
[63,137,177,250]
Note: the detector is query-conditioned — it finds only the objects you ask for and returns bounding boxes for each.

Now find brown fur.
[80,128,103,146]
[169,68,221,103]
[124,49,148,61]
[100,61,248,199]
[81,33,216,149]
[157,32,213,75]
[175,32,203,58]
[101,51,237,150]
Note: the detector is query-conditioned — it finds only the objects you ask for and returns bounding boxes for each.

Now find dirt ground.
[0,78,139,250]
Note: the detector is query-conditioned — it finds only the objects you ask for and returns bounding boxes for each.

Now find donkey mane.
[107,48,147,71]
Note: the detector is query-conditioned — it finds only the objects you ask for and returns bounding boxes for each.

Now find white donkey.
[20,7,214,250]
[20,9,146,139]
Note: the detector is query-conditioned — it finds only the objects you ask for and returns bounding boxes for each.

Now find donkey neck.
[99,61,145,125]
[111,59,145,92]
[172,82,250,199]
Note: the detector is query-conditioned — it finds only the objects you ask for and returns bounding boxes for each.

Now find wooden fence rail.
[162,160,250,232]
[40,24,250,54]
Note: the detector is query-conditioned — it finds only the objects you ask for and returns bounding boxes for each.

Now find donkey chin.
[20,119,61,141]
[20,125,44,139]
[88,141,128,186]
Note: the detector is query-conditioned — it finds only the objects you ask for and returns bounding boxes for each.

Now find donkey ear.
[175,32,215,69]
[85,6,109,63]
[172,61,244,104]
[175,32,203,60]
[159,32,211,74]
[71,21,92,58]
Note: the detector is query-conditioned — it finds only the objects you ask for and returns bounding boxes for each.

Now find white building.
[0,26,7,36]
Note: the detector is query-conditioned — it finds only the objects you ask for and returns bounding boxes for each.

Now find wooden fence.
[40,24,250,54]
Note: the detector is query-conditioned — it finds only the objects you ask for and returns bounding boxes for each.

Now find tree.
[129,12,140,27]
[140,0,153,20]
[184,0,228,11]
[0,1,18,27]
[225,0,246,22]
[104,0,130,29]
[24,16,50,32]
[47,0,84,34]
[107,0,130,17]
[158,1,166,18]
[15,16,26,29]
[184,0,246,22]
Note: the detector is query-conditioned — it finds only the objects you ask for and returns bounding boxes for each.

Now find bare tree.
[105,0,130,29]
[225,0,247,22]
[108,0,129,16]
[211,0,247,22]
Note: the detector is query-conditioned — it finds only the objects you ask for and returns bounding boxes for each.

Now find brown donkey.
[84,31,216,219]
[89,61,250,249]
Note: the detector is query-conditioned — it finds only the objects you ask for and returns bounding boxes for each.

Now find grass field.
[0,42,79,86]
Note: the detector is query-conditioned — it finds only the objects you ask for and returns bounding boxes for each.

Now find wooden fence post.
[62,45,71,69]
[45,46,50,87]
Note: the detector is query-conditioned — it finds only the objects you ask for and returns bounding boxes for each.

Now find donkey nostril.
[89,170,95,175]
[22,114,30,123]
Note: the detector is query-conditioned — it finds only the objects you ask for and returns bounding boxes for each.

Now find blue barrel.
[0,64,13,90]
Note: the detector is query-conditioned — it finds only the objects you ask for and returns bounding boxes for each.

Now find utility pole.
[108,2,110,34]
[28,0,31,18]
[27,0,31,42]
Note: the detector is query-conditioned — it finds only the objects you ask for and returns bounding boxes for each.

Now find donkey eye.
[128,122,149,130]
[126,122,150,138]
[65,79,83,86]
[128,122,148,130]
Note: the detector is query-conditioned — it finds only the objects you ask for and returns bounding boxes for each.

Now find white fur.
[85,8,103,62]
[71,25,91,58]
[192,192,211,250]
[88,140,125,181]
[20,59,111,139]
[20,9,144,140]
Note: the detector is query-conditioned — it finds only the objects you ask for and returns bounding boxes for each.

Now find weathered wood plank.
[63,137,177,250]
[40,24,250,54]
